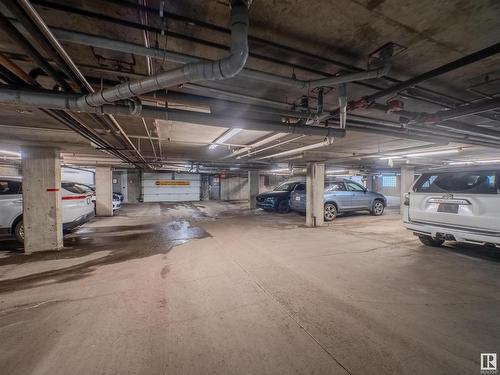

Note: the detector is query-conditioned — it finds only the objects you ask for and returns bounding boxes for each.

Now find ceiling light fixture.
[404,149,460,158]
[326,169,347,174]
[0,150,21,157]
[254,140,332,160]
[379,156,406,160]
[208,128,242,150]
[224,133,286,159]
[267,168,291,173]
[448,159,500,165]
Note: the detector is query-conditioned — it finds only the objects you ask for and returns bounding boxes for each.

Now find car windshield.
[273,183,295,192]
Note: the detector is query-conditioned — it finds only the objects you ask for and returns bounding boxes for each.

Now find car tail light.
[62,195,88,200]
[403,193,410,206]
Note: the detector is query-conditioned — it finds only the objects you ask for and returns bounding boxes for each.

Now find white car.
[403,167,500,247]
[0,176,95,243]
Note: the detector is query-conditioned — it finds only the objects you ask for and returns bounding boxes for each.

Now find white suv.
[0,176,95,243]
[403,167,500,247]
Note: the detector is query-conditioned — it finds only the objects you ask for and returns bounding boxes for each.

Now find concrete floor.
[0,202,499,375]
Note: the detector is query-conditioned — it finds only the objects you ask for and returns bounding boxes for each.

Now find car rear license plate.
[437,203,459,214]
[295,196,300,201]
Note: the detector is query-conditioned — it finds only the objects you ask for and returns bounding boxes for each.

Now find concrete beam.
[248,170,260,209]
[21,146,63,253]
[95,166,113,216]
[306,162,324,227]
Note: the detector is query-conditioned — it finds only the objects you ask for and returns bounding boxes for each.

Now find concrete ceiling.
[0,0,499,173]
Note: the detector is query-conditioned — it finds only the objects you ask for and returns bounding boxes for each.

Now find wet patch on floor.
[0,217,211,293]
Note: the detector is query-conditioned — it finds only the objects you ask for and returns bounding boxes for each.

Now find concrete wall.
[0,164,20,176]
[220,176,248,201]
[62,167,94,185]
[127,170,141,203]
[220,174,291,201]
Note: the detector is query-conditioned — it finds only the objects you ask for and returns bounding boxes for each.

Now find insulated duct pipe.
[0,87,346,138]
[77,0,249,109]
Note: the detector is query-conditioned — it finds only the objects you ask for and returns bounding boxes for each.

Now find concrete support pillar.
[365,175,373,191]
[259,175,266,194]
[400,166,415,213]
[22,147,63,253]
[95,166,113,216]
[120,170,128,203]
[248,170,260,209]
[306,162,325,227]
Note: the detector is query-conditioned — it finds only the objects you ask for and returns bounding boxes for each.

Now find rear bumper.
[63,212,95,231]
[404,220,500,245]
[289,203,305,212]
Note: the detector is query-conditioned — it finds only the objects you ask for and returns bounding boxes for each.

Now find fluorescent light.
[223,133,286,159]
[240,135,305,158]
[405,149,459,157]
[267,168,290,173]
[477,159,500,164]
[326,169,347,174]
[0,150,21,157]
[379,156,406,160]
[448,159,500,165]
[255,140,331,160]
[209,128,241,150]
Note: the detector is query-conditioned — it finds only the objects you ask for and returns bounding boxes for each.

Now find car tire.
[14,220,25,244]
[324,203,337,221]
[418,235,444,247]
[371,199,385,216]
[277,200,290,214]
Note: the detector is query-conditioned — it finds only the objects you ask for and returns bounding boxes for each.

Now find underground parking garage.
[0,0,499,373]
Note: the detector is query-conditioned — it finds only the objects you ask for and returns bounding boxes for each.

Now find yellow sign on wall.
[155,180,191,186]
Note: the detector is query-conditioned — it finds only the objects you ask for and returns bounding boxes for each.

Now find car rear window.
[325,182,346,191]
[62,182,93,194]
[0,179,21,195]
[414,171,499,194]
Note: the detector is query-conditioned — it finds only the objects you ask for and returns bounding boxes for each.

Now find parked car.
[289,179,387,221]
[112,193,122,211]
[0,176,95,243]
[113,192,124,202]
[403,167,500,247]
[255,181,303,213]
[80,184,121,211]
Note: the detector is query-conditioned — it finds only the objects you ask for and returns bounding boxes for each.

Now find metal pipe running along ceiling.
[0,87,346,138]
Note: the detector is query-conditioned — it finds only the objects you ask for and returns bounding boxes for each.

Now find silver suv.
[403,167,500,247]
[290,179,387,221]
[0,176,95,243]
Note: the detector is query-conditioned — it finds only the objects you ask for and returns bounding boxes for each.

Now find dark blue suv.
[255,181,303,213]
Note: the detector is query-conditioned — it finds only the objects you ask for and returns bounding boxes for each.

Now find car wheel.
[371,200,385,216]
[277,200,290,213]
[418,235,444,247]
[324,203,337,221]
[14,220,25,244]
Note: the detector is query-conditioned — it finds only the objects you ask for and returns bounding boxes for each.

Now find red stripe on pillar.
[46,188,60,192]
